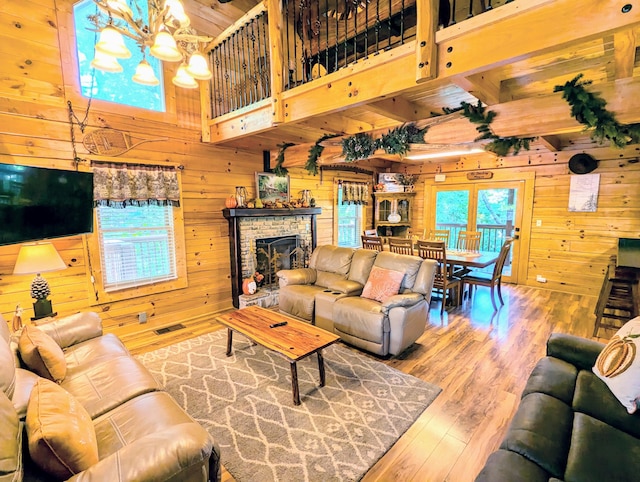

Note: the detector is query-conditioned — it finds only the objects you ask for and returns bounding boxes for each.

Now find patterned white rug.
[138,329,441,482]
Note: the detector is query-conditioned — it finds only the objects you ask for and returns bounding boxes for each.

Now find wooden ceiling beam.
[451,71,502,105]
[437,0,640,79]
[614,29,638,79]
[366,97,428,122]
[537,135,562,152]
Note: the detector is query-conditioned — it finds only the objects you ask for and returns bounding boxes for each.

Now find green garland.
[305,134,340,175]
[452,101,536,157]
[554,74,640,148]
[341,133,377,162]
[339,123,428,164]
[379,124,428,155]
[273,142,294,177]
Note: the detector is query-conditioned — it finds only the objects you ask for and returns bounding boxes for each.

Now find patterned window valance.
[92,162,180,208]
[340,181,369,205]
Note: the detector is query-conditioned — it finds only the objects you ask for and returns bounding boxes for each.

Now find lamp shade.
[186,52,212,80]
[13,243,66,275]
[132,59,160,86]
[172,63,198,89]
[95,26,131,59]
[150,31,182,62]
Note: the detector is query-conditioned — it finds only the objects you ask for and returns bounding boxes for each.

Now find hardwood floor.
[123,284,609,482]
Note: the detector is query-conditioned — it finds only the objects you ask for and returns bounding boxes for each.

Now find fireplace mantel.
[223,207,322,307]
[222,207,322,218]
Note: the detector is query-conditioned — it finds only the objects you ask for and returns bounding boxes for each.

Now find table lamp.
[13,242,67,320]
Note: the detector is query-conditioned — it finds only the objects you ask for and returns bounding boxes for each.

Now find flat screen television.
[0,164,94,246]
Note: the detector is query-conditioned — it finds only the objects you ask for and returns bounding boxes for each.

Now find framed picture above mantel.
[256,172,290,203]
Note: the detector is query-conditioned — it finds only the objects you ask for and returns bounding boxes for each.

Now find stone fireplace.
[223,207,321,308]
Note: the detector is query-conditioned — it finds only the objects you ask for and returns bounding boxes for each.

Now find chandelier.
[88,0,213,89]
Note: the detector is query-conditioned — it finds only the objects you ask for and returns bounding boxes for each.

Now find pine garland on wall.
[273,142,294,177]
[305,134,340,175]
[554,74,640,148]
[445,101,537,156]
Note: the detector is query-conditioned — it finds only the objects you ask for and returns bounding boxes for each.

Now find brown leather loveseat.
[277,245,437,356]
[0,311,220,481]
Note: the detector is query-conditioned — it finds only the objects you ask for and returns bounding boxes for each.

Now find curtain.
[340,181,369,205]
[92,162,180,208]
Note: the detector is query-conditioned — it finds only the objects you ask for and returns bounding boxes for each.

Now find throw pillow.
[361,265,405,303]
[593,316,640,414]
[18,325,67,382]
[26,378,99,479]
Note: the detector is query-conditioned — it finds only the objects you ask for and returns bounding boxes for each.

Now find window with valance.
[340,181,369,205]
[92,162,180,207]
[90,161,185,296]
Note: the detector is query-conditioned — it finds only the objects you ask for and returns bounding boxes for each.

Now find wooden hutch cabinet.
[373,192,416,238]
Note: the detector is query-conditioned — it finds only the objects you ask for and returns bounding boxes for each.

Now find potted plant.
[397,173,416,192]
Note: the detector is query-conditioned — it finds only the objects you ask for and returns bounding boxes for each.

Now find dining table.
[445,249,500,269]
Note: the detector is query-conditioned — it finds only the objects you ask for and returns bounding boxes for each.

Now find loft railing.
[208,7,270,117]
[282,0,417,89]
[206,0,512,118]
[440,0,512,28]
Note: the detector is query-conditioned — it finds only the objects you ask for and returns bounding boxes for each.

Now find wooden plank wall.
[280,147,640,299]
[0,0,268,337]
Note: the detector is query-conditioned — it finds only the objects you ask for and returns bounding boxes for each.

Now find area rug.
[138,329,441,482]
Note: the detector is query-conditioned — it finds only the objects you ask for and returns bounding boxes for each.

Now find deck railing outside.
[436,223,510,252]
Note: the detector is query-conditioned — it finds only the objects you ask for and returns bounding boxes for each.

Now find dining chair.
[461,238,514,311]
[416,240,461,315]
[456,230,482,252]
[428,229,450,246]
[388,237,414,255]
[361,235,384,251]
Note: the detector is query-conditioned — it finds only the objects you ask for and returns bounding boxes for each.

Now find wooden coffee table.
[216,305,340,405]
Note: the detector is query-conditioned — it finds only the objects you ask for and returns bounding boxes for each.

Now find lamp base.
[32,299,54,320]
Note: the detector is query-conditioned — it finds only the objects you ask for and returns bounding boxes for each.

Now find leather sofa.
[476,332,639,481]
[0,311,220,481]
[277,245,437,356]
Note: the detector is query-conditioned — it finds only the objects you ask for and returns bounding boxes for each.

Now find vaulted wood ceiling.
[182,0,640,163]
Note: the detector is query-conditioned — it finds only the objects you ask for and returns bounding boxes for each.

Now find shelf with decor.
[373,192,416,238]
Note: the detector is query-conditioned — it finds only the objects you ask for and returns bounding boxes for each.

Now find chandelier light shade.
[186,52,212,80]
[132,59,160,86]
[90,50,123,72]
[88,0,213,88]
[172,63,198,89]
[165,0,190,27]
[150,30,183,62]
[105,0,133,16]
[95,26,131,59]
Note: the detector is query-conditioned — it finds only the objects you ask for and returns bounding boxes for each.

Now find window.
[336,186,364,248]
[73,0,166,112]
[96,204,177,291]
